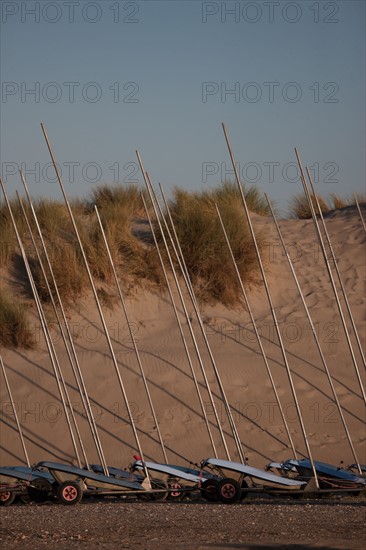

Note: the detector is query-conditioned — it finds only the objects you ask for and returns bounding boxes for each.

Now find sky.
[0,0,365,214]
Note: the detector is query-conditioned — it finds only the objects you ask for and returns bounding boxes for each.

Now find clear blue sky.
[1,0,365,213]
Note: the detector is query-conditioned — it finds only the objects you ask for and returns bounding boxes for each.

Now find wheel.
[201,479,219,502]
[18,493,31,505]
[0,490,16,506]
[240,479,249,500]
[168,482,183,500]
[150,478,168,501]
[56,481,83,505]
[216,478,241,504]
[139,478,169,501]
[28,478,53,503]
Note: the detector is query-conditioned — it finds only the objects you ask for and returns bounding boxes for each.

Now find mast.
[0,177,83,468]
[40,123,151,485]
[221,124,319,486]
[214,202,297,458]
[294,148,365,403]
[94,204,168,463]
[265,193,362,474]
[0,355,30,467]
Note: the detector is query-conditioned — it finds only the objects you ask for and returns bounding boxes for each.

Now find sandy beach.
[1,499,366,549]
[0,204,365,550]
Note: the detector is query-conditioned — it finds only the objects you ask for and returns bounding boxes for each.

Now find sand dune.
[1,206,365,470]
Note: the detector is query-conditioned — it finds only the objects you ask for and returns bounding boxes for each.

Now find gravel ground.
[1,498,365,549]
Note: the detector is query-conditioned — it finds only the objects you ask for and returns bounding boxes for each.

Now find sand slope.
[0,206,365,470]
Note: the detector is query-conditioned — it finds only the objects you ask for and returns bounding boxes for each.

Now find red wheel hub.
[170,483,182,498]
[221,483,236,498]
[62,486,77,501]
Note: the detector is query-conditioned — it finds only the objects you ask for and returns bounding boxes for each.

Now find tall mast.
[221,124,319,486]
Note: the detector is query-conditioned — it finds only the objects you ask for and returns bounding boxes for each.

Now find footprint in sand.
[303,292,319,309]
[295,381,316,394]
[164,410,174,421]
[309,434,322,446]
[323,434,338,444]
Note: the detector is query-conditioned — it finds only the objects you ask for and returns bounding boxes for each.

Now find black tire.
[0,490,16,506]
[18,493,31,505]
[240,479,249,500]
[139,478,169,501]
[217,478,241,504]
[201,479,219,502]
[28,478,53,503]
[56,481,83,506]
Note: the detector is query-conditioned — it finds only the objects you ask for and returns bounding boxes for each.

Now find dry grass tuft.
[29,184,164,305]
[82,185,163,289]
[290,192,366,218]
[30,238,88,304]
[0,199,29,266]
[33,199,71,236]
[289,193,330,219]
[330,194,347,210]
[162,181,264,305]
[0,289,35,349]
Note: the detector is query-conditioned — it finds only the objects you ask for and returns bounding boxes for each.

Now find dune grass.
[29,184,164,304]
[1,182,269,316]
[329,194,347,210]
[82,184,163,288]
[0,289,35,349]
[162,182,264,305]
[33,199,72,236]
[0,199,28,266]
[289,192,366,219]
[30,239,88,304]
[86,184,146,218]
[1,181,364,349]
[209,181,271,216]
[289,193,330,219]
